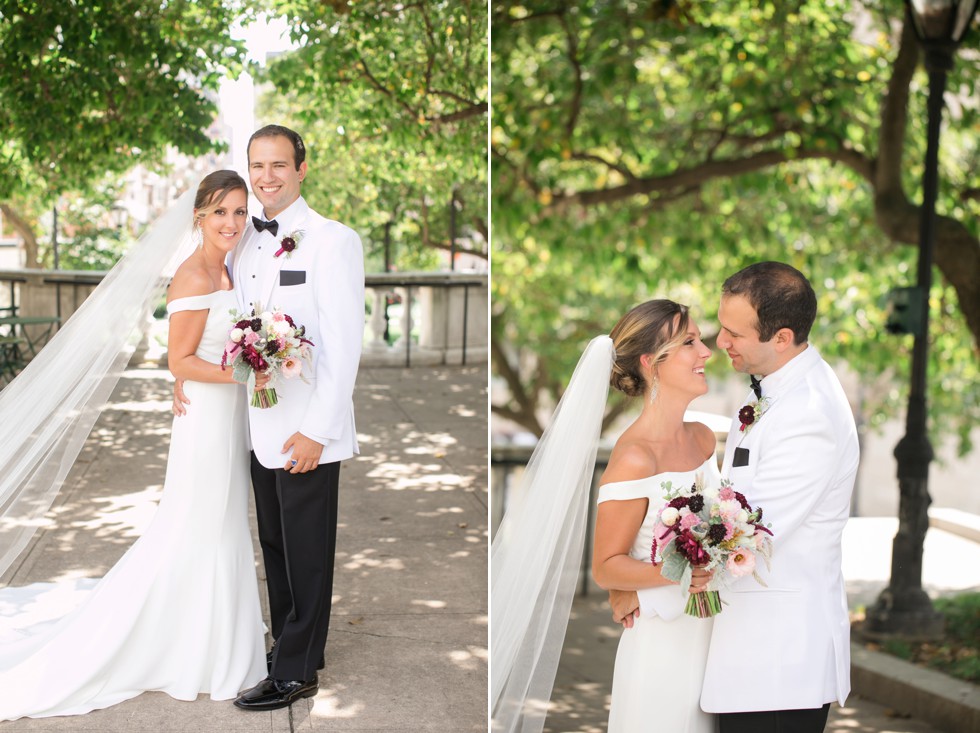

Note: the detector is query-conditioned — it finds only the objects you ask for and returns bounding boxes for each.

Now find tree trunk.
[0,203,41,269]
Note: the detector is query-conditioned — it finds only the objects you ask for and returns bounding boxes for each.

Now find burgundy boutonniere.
[274,229,305,258]
[738,397,771,433]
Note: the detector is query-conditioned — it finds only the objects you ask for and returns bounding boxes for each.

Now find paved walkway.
[0,363,488,732]
[545,518,980,733]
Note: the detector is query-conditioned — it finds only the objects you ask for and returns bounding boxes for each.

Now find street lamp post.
[449,188,458,271]
[866,0,978,638]
[383,220,393,343]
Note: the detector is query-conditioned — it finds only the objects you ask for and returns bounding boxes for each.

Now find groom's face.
[248,135,307,219]
[717,294,776,376]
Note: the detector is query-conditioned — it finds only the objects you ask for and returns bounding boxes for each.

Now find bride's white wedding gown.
[597,455,720,733]
[0,288,266,720]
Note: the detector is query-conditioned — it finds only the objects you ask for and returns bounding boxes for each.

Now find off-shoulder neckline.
[598,455,715,490]
[167,288,235,305]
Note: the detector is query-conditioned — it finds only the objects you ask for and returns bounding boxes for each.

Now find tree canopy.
[0,0,250,266]
[491,0,979,453]
[262,0,489,271]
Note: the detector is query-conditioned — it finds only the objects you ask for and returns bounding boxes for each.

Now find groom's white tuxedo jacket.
[700,345,858,713]
[231,196,364,469]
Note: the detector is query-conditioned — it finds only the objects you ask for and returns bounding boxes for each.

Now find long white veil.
[0,187,198,582]
[491,335,615,733]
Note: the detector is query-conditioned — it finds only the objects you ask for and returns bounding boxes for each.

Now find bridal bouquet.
[651,474,773,618]
[221,305,314,408]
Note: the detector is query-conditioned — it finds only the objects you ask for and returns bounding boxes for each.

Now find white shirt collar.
[757,344,821,398]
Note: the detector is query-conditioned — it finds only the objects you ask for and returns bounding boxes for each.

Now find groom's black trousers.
[251,453,341,682]
[719,703,831,733]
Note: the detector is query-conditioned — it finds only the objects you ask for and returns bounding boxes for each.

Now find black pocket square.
[733,447,750,467]
[280,270,306,286]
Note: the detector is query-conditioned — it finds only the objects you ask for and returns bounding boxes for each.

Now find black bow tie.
[252,217,279,237]
[750,374,763,399]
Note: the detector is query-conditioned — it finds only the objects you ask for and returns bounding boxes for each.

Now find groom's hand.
[608,589,640,628]
[282,432,324,474]
[172,378,190,416]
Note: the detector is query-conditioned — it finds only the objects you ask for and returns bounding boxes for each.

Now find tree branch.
[427,101,488,125]
[425,240,488,260]
[875,16,918,205]
[355,52,418,120]
[560,12,584,141]
[569,152,637,182]
[490,403,545,437]
[0,202,40,268]
[490,336,542,435]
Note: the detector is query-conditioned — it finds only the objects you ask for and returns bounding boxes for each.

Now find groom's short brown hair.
[723,262,816,344]
[247,124,306,169]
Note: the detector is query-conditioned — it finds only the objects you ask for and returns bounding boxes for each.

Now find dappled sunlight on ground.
[366,462,475,491]
[341,548,406,572]
[447,645,485,671]
[308,689,367,720]
[411,599,447,609]
[69,486,163,539]
[3,362,487,730]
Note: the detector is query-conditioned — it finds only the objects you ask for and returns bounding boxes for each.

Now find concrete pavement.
[0,363,488,732]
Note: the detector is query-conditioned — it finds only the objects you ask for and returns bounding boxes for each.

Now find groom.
[176,124,364,710]
[234,125,364,710]
[612,262,858,732]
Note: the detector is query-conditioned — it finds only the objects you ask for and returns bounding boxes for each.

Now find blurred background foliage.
[0,0,487,276]
[490,0,978,455]
[259,0,487,273]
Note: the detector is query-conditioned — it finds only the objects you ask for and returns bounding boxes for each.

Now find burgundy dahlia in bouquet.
[221,305,314,408]
[651,474,773,618]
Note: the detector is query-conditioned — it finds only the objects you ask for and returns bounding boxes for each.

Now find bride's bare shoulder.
[167,259,213,303]
[686,421,717,457]
[601,438,657,486]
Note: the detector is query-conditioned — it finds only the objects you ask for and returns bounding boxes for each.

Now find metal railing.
[491,443,611,597]
[0,268,488,372]
[364,272,487,367]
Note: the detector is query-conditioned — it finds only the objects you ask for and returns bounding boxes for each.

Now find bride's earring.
[192,225,203,248]
[648,376,659,404]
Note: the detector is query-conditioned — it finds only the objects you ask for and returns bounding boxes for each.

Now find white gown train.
[0,289,266,720]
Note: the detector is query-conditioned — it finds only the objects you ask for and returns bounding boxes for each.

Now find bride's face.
[653,318,711,398]
[198,188,248,253]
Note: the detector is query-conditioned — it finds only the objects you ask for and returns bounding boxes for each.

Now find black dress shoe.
[234,676,318,711]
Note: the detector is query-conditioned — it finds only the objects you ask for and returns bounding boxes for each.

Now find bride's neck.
[635,392,690,439]
[198,245,226,271]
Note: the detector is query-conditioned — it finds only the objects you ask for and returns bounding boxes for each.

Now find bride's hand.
[255,371,271,389]
[689,568,713,594]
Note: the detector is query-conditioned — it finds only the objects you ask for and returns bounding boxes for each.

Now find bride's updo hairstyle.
[609,299,691,397]
[192,170,248,226]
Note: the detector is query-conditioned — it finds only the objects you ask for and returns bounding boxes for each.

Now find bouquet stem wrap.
[251,387,279,409]
[685,589,723,618]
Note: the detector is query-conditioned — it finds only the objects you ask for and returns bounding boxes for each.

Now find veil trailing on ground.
[491,335,615,733]
[0,186,198,582]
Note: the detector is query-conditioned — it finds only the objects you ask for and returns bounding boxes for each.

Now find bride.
[0,170,267,720]
[491,299,718,733]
